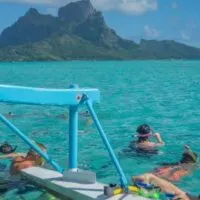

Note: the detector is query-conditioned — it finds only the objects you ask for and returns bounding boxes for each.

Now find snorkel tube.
[181,145,198,163]
[0,142,17,154]
[186,145,198,162]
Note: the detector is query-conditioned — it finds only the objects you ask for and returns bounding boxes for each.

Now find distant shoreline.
[1,59,200,63]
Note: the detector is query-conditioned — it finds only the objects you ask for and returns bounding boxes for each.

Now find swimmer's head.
[180,151,198,164]
[136,124,152,142]
[27,142,46,157]
[27,142,46,166]
[0,142,17,154]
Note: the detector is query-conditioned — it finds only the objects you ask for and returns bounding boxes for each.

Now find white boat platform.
[21,167,149,200]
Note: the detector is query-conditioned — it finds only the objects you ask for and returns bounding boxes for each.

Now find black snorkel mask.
[0,142,17,154]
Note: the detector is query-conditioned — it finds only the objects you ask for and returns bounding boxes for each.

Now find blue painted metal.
[0,84,129,189]
[68,84,79,171]
[68,105,78,170]
[0,84,100,106]
[0,113,63,173]
[82,95,128,189]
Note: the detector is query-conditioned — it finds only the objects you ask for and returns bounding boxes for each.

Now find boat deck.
[21,167,149,200]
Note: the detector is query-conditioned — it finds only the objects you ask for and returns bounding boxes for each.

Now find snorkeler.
[10,142,46,175]
[0,142,46,173]
[154,145,198,181]
[130,124,164,153]
[0,142,46,193]
[3,112,17,118]
[0,142,17,155]
[133,173,200,200]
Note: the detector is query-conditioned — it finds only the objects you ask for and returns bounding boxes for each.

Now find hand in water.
[153,133,164,144]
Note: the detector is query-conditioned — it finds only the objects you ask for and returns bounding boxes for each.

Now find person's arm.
[133,173,184,196]
[153,133,165,145]
[0,153,26,159]
[173,193,190,200]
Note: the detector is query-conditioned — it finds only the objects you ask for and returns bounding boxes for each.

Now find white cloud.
[92,0,158,15]
[0,0,56,4]
[186,21,197,30]
[180,31,190,40]
[144,25,159,38]
[0,0,158,15]
[172,2,177,9]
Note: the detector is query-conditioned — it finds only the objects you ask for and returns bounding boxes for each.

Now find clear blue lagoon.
[0,61,200,199]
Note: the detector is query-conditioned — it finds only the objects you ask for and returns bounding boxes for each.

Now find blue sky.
[0,0,199,47]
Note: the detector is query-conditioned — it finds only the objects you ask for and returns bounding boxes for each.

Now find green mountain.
[139,39,200,59]
[58,0,96,24]
[0,8,63,46]
[0,0,200,61]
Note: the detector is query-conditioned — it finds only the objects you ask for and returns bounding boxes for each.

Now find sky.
[0,0,199,47]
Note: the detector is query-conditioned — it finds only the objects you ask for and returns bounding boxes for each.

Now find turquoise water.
[0,61,200,199]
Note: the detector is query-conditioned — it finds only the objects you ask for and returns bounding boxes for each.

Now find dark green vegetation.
[0,0,200,61]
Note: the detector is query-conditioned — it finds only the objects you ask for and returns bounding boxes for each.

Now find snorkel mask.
[0,142,17,154]
[135,124,153,138]
[137,132,153,138]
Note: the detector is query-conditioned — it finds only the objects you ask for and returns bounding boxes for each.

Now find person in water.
[130,124,164,152]
[0,143,46,194]
[3,112,17,118]
[0,142,17,155]
[133,173,200,200]
[154,145,198,181]
[0,142,46,175]
[9,143,46,175]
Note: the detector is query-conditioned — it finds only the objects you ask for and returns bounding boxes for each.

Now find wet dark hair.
[180,152,198,164]
[0,142,17,154]
[136,124,152,143]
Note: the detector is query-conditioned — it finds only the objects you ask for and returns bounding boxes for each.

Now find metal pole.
[0,113,63,173]
[68,84,79,171]
[82,95,128,189]
[68,105,78,171]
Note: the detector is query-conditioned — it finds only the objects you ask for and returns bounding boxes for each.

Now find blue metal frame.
[0,84,128,189]
[0,84,100,173]
[0,84,100,106]
[0,113,63,173]
[81,95,128,189]
[68,105,78,170]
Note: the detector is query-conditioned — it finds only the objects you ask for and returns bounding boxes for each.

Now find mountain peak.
[1,0,200,60]
[58,0,96,23]
[0,7,61,46]
[25,8,39,16]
